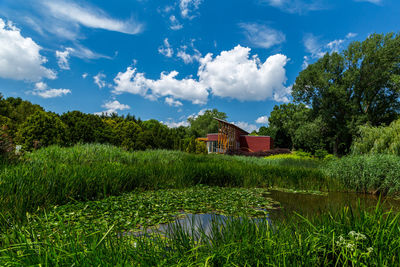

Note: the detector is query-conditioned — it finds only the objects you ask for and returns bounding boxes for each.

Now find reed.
[0,144,330,220]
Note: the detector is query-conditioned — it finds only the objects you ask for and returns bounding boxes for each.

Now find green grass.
[1,203,399,266]
[323,154,400,195]
[0,144,331,221]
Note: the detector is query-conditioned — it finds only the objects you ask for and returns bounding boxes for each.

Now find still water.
[131,191,400,237]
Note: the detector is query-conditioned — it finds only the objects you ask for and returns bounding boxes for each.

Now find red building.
[200,118,273,154]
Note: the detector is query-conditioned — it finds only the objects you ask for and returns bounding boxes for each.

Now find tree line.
[0,97,228,155]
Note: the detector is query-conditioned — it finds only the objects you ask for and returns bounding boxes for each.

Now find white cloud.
[42,0,142,35]
[95,100,130,115]
[55,47,74,70]
[260,0,325,14]
[169,15,183,30]
[0,19,56,81]
[179,0,203,19]
[346,32,357,39]
[113,67,209,104]
[302,32,357,68]
[232,121,258,133]
[198,45,290,102]
[176,42,202,64]
[239,23,285,49]
[82,73,88,79]
[165,97,183,107]
[158,38,173,58]
[94,73,106,88]
[256,115,269,124]
[32,82,71,98]
[113,45,291,105]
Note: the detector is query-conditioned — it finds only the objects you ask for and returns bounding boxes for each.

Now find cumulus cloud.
[113,67,209,104]
[169,15,183,30]
[42,0,142,35]
[113,45,291,105]
[94,73,106,88]
[256,115,269,124]
[0,19,56,81]
[239,23,285,49]
[56,47,74,70]
[32,82,71,98]
[198,45,290,101]
[179,0,203,19]
[158,38,173,58]
[82,73,88,79]
[165,97,183,107]
[95,100,130,115]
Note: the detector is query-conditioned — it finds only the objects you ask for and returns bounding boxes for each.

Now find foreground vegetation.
[0,144,329,221]
[0,144,400,265]
[1,203,399,266]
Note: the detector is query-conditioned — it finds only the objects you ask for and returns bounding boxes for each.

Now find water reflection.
[268,190,400,221]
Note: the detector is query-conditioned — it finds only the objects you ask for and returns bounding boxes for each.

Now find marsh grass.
[1,204,399,266]
[323,154,400,195]
[0,144,332,221]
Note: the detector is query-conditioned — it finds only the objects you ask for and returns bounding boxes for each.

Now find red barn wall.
[239,136,273,152]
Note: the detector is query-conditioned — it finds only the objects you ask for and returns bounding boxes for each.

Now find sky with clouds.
[0,0,398,132]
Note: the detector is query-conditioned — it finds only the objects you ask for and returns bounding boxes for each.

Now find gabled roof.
[213,117,249,135]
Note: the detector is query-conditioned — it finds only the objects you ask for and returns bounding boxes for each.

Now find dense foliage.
[0,144,330,221]
[0,94,216,153]
[1,200,398,266]
[323,154,400,195]
[352,118,400,155]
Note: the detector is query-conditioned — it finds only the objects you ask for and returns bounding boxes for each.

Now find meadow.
[1,144,400,265]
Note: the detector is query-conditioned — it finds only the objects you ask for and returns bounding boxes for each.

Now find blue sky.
[0,0,398,132]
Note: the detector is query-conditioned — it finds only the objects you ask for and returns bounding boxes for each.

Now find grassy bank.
[1,204,398,266]
[0,144,331,220]
[323,154,400,195]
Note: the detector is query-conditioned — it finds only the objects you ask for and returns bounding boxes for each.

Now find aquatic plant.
[1,203,399,266]
[0,144,329,221]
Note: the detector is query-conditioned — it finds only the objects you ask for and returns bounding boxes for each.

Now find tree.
[115,120,142,151]
[268,103,310,148]
[187,109,227,138]
[293,33,400,155]
[16,111,67,150]
[292,117,327,153]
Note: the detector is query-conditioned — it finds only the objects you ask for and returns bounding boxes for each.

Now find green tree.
[187,109,227,138]
[16,111,67,150]
[293,33,400,154]
[115,120,142,151]
[268,103,310,148]
[292,117,327,153]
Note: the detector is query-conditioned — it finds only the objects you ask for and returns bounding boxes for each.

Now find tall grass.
[1,204,399,266]
[323,154,400,195]
[0,144,331,221]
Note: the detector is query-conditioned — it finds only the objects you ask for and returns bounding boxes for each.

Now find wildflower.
[367,247,373,253]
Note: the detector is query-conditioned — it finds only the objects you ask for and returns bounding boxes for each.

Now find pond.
[141,190,400,236]
[268,190,400,221]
